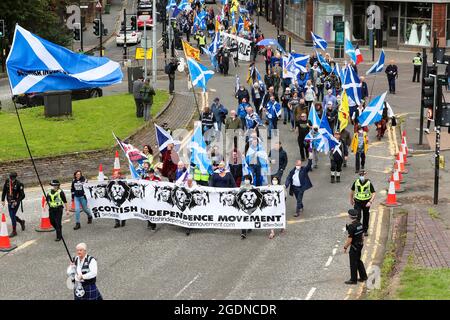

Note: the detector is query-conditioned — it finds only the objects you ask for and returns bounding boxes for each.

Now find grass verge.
[396,261,450,300]
[367,241,397,300]
[0,92,169,161]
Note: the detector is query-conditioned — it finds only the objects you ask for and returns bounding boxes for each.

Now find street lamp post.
[152,0,157,84]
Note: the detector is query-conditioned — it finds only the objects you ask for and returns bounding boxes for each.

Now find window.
[399,3,432,47]
[284,0,306,39]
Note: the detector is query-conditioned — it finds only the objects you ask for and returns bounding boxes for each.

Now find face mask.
[358,130,363,134]
[272,180,279,185]
[218,167,225,173]
[296,166,301,170]
[244,180,251,185]
[359,176,365,182]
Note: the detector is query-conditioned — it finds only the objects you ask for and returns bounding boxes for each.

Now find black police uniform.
[346,219,367,283]
[351,178,375,234]
[46,188,67,241]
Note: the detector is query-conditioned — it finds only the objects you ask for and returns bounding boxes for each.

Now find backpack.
[165,64,171,74]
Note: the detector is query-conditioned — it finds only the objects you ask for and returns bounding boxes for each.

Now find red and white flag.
[355,45,364,65]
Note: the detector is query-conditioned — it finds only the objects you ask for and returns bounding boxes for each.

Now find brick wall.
[433,3,447,46]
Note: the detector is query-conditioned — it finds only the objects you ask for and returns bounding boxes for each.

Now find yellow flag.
[339,90,350,131]
[182,40,200,61]
[215,19,220,33]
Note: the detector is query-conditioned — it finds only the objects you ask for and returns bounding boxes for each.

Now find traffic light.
[73,23,81,41]
[0,19,4,38]
[93,19,100,36]
[131,15,137,30]
[422,73,435,109]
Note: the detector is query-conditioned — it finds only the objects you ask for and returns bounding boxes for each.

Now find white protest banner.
[84,180,286,230]
[221,32,252,61]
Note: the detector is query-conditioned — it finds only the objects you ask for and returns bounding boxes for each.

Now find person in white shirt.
[67,243,103,300]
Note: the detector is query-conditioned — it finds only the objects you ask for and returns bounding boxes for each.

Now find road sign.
[80,5,88,9]
[135,47,152,60]
[96,1,102,9]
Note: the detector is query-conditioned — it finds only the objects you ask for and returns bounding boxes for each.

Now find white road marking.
[324,256,333,267]
[305,287,316,300]
[174,273,200,298]
[332,248,337,256]
[288,212,347,225]
[11,239,37,253]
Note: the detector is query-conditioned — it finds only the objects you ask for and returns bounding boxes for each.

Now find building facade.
[266,0,450,48]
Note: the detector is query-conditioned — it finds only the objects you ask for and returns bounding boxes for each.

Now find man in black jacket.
[385,60,398,94]
[166,58,179,94]
[329,131,348,183]
[1,172,26,237]
[269,142,288,183]
[284,153,313,217]
[235,85,250,104]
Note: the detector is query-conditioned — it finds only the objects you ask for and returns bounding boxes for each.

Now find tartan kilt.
[74,283,103,300]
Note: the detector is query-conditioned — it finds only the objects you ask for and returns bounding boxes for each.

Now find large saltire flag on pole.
[338,90,350,131]
[187,58,214,92]
[112,133,143,179]
[311,32,328,50]
[7,25,122,95]
[357,92,388,127]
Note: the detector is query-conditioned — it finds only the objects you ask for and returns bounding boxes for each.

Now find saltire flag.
[247,64,262,84]
[311,32,328,50]
[315,50,331,73]
[221,0,228,5]
[194,10,207,31]
[172,7,181,18]
[7,25,122,95]
[187,58,214,92]
[338,90,350,131]
[344,39,356,64]
[342,66,362,106]
[366,49,385,75]
[332,62,342,80]
[154,124,181,153]
[112,133,144,179]
[305,116,340,154]
[291,53,309,73]
[176,170,189,184]
[191,122,212,174]
[386,101,395,118]
[355,45,363,65]
[177,0,191,11]
[242,154,253,181]
[231,11,236,28]
[308,102,321,128]
[166,0,177,11]
[357,92,388,127]
[182,40,200,61]
[245,143,269,186]
[282,55,296,79]
[203,34,221,69]
[237,16,244,33]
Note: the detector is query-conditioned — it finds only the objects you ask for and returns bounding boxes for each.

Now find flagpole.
[368,73,377,105]
[182,41,201,116]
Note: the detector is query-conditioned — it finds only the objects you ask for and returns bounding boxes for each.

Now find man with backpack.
[2,172,26,237]
[140,79,156,121]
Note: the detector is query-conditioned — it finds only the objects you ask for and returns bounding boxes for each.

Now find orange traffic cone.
[112,151,121,177]
[402,134,411,158]
[394,153,408,174]
[70,199,75,212]
[391,170,404,193]
[383,180,402,207]
[35,196,54,232]
[98,164,105,181]
[0,213,17,252]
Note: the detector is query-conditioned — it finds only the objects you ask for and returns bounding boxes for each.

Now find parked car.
[13,88,103,108]
[116,29,142,46]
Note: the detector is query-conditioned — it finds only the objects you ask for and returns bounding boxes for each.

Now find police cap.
[348,209,358,218]
[50,180,61,186]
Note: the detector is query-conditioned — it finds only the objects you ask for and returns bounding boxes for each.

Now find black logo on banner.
[235,189,263,215]
[88,181,146,207]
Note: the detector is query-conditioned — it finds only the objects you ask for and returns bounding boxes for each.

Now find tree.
[0,0,72,49]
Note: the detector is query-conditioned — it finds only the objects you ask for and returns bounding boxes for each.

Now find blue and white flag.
[191,122,212,174]
[237,16,244,33]
[231,11,236,27]
[308,103,321,128]
[311,32,328,50]
[155,124,180,153]
[7,25,122,95]
[177,0,191,11]
[245,143,269,186]
[194,11,207,31]
[315,50,331,73]
[282,55,297,79]
[176,170,189,184]
[305,116,340,154]
[358,92,388,127]
[342,66,362,106]
[344,39,356,64]
[166,0,177,11]
[366,49,385,75]
[187,58,214,91]
[242,156,253,181]
[291,53,309,73]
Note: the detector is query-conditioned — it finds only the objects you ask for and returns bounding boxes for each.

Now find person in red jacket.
[161,143,179,182]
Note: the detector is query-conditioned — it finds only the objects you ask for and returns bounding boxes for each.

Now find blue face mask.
[359,176,365,182]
